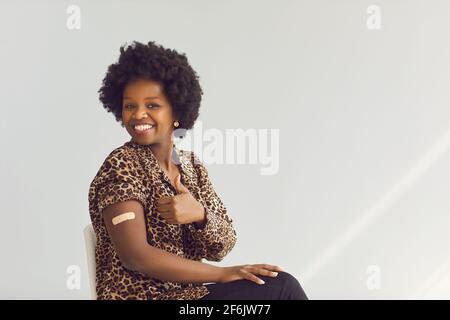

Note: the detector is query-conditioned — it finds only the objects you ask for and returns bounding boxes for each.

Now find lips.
[132,122,156,126]
[129,120,154,135]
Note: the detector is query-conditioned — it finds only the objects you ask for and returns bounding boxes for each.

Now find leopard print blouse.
[88,139,237,300]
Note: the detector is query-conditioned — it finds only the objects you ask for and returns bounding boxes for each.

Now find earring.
[174,121,179,127]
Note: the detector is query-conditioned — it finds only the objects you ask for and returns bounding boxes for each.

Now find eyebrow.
[123,96,161,101]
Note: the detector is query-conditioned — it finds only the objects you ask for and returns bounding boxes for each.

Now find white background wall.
[1,0,449,299]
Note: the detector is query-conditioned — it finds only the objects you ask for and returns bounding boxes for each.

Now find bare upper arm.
[101,199,149,270]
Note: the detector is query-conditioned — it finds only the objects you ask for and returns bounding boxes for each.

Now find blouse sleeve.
[186,153,237,262]
[96,151,148,214]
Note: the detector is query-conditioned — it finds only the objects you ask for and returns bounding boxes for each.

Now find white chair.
[83,224,97,300]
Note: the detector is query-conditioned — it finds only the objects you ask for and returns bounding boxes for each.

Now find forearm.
[126,244,224,284]
[188,207,237,261]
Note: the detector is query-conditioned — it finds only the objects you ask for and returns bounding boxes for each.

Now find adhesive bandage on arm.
[112,211,136,225]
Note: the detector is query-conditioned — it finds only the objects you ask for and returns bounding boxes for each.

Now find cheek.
[121,109,128,121]
[156,114,174,129]
[158,124,172,134]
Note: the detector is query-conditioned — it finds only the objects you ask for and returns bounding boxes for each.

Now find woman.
[88,41,308,300]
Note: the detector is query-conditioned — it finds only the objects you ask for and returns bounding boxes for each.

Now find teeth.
[134,124,153,131]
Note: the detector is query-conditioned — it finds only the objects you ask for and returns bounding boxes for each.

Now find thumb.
[174,173,189,194]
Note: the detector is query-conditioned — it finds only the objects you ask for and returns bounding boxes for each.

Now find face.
[121,78,178,146]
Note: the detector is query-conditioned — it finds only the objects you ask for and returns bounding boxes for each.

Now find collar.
[124,139,196,181]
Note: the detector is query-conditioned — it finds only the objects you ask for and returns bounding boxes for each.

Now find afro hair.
[98,41,203,135]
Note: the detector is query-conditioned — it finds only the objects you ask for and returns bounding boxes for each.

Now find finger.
[241,270,265,285]
[257,267,279,277]
[157,199,172,207]
[254,264,284,272]
[247,266,278,277]
[157,209,171,216]
[158,209,173,217]
[157,197,173,205]
[157,204,172,212]
[159,212,173,222]
[157,211,168,218]
[174,174,189,194]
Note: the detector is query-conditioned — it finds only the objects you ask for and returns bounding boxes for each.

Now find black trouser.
[199,271,308,300]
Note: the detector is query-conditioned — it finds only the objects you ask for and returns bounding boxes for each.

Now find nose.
[136,112,148,119]
[132,105,150,119]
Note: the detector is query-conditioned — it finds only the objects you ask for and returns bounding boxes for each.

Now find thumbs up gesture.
[174,173,190,194]
[157,173,206,225]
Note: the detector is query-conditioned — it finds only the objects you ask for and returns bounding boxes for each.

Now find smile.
[133,124,155,134]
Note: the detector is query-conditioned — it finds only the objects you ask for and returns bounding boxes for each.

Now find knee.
[275,271,308,300]
[275,271,300,287]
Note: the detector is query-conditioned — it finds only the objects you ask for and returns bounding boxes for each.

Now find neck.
[150,141,175,173]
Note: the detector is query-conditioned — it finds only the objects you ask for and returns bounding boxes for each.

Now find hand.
[218,264,284,285]
[157,173,206,225]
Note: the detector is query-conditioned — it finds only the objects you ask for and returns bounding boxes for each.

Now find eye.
[123,104,159,109]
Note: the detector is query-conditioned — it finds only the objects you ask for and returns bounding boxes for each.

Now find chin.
[133,136,154,144]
